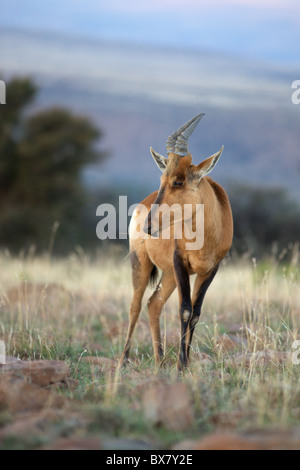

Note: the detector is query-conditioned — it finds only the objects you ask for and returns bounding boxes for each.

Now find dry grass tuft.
[0,249,300,448]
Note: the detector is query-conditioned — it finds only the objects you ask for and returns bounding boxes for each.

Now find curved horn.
[166,113,205,157]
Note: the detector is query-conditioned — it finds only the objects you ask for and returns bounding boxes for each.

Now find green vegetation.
[0,77,106,252]
[0,251,300,449]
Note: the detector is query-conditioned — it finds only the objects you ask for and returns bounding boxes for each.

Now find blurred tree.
[0,78,36,193]
[0,77,106,252]
[229,184,300,258]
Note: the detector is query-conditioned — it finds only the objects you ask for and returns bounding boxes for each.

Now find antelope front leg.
[148,272,176,367]
[187,265,219,360]
[173,248,192,371]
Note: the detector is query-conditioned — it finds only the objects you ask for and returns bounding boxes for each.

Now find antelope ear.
[196,146,224,179]
[150,147,168,172]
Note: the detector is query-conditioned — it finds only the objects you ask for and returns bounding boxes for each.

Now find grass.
[0,246,300,448]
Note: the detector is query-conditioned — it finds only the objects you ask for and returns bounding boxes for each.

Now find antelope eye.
[173,181,184,187]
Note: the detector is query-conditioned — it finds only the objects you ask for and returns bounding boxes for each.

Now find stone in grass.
[101,437,153,451]
[0,359,70,388]
[0,410,63,441]
[142,382,195,432]
[0,408,89,448]
[0,375,66,413]
[41,437,102,450]
[173,430,300,450]
[173,433,261,450]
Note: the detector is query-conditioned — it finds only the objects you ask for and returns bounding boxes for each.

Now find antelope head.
[145,114,224,235]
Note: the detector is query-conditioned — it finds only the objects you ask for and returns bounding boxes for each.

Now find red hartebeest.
[120,114,233,371]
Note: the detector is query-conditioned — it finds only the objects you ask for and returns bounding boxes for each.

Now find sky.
[1,0,300,196]
[1,0,300,64]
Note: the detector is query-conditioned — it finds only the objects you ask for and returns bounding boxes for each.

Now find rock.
[0,359,70,387]
[0,409,89,447]
[0,375,66,413]
[41,437,102,450]
[2,356,21,365]
[101,437,154,451]
[173,430,300,450]
[0,410,62,440]
[47,378,78,392]
[28,361,70,387]
[142,381,194,432]
[174,433,261,450]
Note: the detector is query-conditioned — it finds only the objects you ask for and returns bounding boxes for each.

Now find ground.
[0,246,300,450]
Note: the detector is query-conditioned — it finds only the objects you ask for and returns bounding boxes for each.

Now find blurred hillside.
[2,28,300,199]
[1,28,300,258]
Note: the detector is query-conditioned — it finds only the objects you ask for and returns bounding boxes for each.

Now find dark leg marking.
[173,248,192,370]
[187,264,219,359]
